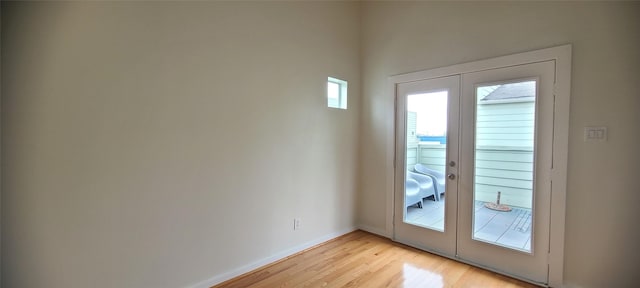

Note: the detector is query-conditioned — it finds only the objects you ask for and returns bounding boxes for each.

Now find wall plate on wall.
[584,126,607,142]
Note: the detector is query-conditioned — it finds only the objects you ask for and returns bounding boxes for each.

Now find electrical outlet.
[293,218,301,230]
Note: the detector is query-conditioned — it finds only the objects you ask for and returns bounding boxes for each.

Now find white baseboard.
[357,224,390,238]
[187,227,357,288]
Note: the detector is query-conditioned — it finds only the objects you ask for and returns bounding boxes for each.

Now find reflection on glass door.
[473,80,537,253]
[404,91,448,231]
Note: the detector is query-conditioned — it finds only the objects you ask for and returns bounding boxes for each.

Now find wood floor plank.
[212,230,540,288]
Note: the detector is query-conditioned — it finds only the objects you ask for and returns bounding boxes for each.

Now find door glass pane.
[404,91,448,232]
[472,80,536,253]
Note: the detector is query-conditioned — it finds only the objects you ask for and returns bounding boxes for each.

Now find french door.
[394,75,460,256]
[394,60,556,285]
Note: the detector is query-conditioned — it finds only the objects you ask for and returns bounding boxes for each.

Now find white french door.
[393,59,557,285]
[458,60,555,283]
[393,75,460,256]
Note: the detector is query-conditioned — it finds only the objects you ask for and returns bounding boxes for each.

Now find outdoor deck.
[406,199,532,251]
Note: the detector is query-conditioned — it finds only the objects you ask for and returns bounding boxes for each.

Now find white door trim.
[386,45,571,287]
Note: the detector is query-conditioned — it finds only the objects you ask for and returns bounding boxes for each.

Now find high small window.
[327,77,347,109]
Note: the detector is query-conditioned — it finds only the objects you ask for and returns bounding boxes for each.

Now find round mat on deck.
[484,202,512,212]
[484,191,512,212]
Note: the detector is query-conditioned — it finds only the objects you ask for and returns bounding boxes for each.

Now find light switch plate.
[584,126,607,142]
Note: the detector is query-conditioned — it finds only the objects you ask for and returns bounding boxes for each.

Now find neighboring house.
[475,81,536,207]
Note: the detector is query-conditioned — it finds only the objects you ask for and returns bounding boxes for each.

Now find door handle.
[448,173,456,180]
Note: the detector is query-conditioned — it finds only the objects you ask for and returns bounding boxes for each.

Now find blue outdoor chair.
[407,171,437,202]
[405,179,423,209]
[414,163,446,201]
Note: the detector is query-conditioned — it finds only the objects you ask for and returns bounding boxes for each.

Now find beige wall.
[359,2,640,287]
[1,2,360,287]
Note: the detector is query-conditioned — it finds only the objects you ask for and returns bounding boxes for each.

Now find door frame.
[385,45,571,287]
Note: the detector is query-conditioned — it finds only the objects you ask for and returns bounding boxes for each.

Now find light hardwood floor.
[212,230,539,288]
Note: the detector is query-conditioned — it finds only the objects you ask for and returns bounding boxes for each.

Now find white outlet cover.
[584,126,607,142]
[293,218,301,230]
